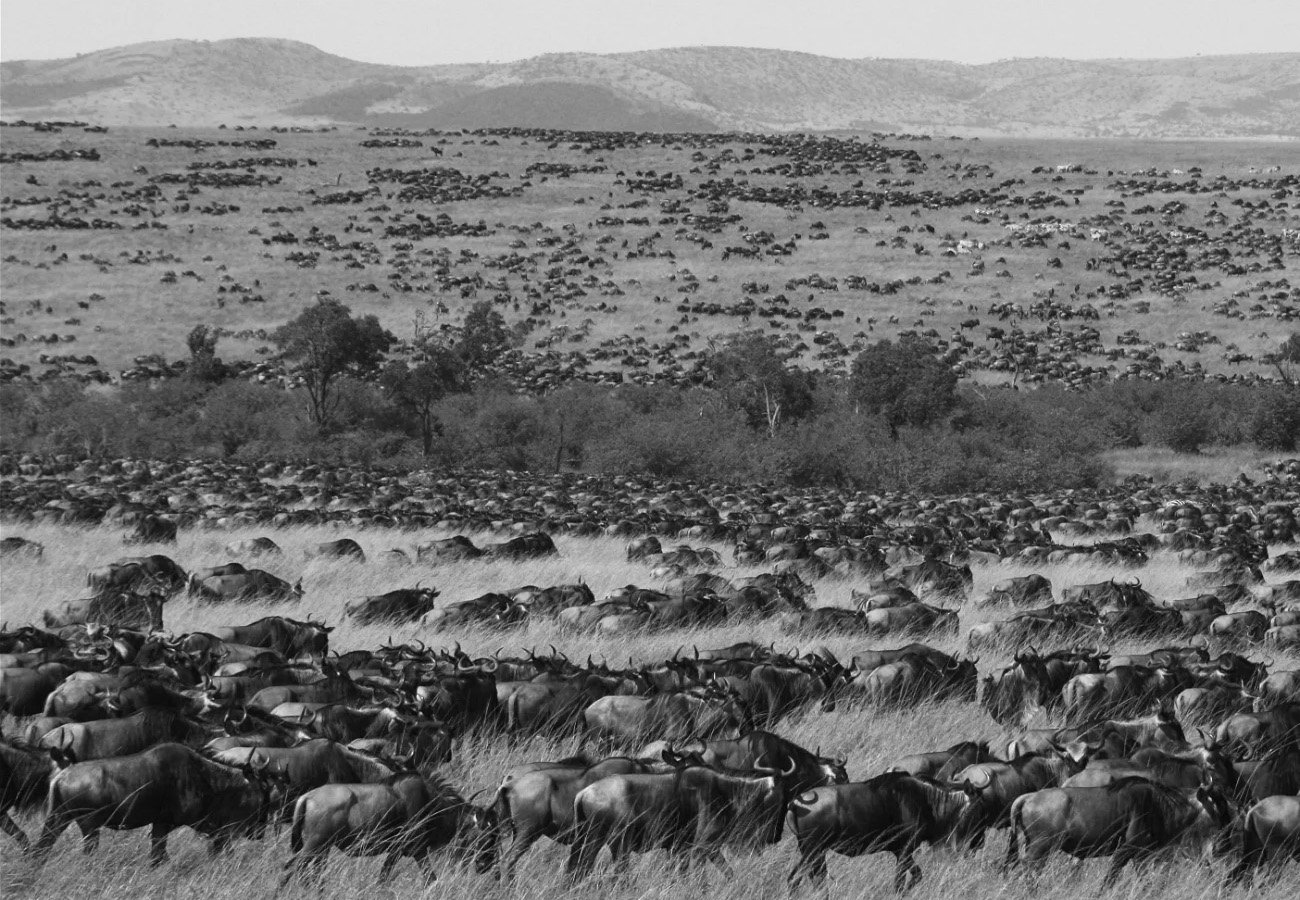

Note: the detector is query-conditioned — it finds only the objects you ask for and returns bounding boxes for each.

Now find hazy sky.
[3,0,1298,65]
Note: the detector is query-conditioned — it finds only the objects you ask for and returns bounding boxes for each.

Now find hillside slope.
[2,39,1297,137]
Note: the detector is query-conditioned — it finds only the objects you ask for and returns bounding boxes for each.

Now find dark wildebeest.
[208,617,332,660]
[415,536,483,563]
[0,537,43,558]
[124,515,177,545]
[39,707,207,763]
[1214,702,1300,757]
[225,537,283,557]
[483,532,558,560]
[42,588,166,633]
[978,574,1053,606]
[280,772,497,885]
[192,570,304,603]
[343,587,440,624]
[658,731,848,796]
[208,739,397,819]
[1227,794,1300,883]
[113,555,188,594]
[28,743,277,866]
[952,749,1089,839]
[583,686,751,745]
[0,738,53,849]
[890,741,996,782]
[565,760,794,880]
[1006,777,1233,886]
[311,539,365,562]
[489,756,663,880]
[787,772,979,892]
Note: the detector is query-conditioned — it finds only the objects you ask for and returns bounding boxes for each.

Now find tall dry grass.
[1,520,1297,897]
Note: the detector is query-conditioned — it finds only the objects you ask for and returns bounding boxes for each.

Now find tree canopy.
[702,332,816,435]
[849,336,958,438]
[273,298,394,429]
[379,340,469,456]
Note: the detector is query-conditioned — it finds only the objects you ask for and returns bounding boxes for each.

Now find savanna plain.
[1,121,1299,899]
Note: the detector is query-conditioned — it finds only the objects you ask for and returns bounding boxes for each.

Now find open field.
[1,124,1296,390]
[2,517,1298,899]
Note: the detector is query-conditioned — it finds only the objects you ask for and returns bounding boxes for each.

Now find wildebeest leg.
[499,826,540,881]
[706,848,734,878]
[894,848,922,892]
[149,823,172,866]
[788,846,828,894]
[81,825,100,855]
[565,829,601,881]
[0,812,31,851]
[25,814,68,866]
[377,850,402,884]
[415,846,438,883]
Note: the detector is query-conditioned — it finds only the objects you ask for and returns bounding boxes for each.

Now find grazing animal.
[0,738,53,849]
[1006,778,1233,886]
[28,743,277,867]
[787,772,978,892]
[281,772,496,885]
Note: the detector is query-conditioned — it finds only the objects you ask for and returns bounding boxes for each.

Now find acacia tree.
[1269,331,1300,386]
[457,300,512,370]
[702,332,816,436]
[273,298,394,430]
[849,336,958,439]
[380,341,468,456]
[185,324,225,383]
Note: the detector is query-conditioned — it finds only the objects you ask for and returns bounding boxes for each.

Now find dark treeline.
[4,302,1297,493]
[3,367,1297,496]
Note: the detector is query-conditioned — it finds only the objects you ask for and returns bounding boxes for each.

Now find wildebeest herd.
[1,458,1299,894]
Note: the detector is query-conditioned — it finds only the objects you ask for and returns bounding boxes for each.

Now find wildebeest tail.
[289,796,306,854]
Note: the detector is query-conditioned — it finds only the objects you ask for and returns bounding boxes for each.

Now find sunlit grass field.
[1,519,1297,897]
[1,126,1295,383]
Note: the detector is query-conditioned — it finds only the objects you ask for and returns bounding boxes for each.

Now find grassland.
[1,519,1297,898]
[1,126,1296,386]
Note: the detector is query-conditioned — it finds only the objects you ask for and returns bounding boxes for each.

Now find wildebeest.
[658,731,848,796]
[113,555,188,594]
[482,532,558,560]
[225,536,283,557]
[787,772,978,892]
[124,514,177,545]
[29,743,277,866]
[565,760,792,879]
[1214,702,1300,757]
[583,685,751,745]
[0,737,53,849]
[415,536,483,563]
[343,587,440,624]
[209,739,397,816]
[0,536,43,558]
[890,741,996,782]
[43,588,166,632]
[1228,794,1300,882]
[978,574,1053,606]
[489,755,663,879]
[207,616,332,660]
[310,538,365,562]
[39,706,207,763]
[1006,778,1233,885]
[280,772,496,885]
[192,569,304,603]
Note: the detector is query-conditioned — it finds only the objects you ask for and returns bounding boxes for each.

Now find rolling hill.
[1,38,1298,137]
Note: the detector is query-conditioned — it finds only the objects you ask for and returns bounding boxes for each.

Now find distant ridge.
[2,38,1297,137]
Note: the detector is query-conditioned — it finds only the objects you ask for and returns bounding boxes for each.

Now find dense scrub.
[3,360,1298,493]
